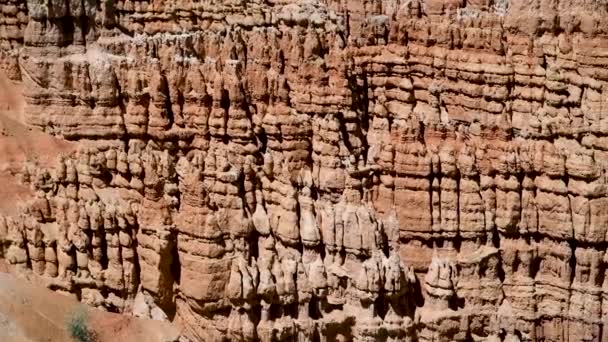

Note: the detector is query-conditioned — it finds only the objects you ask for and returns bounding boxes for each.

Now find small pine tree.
[66,309,96,342]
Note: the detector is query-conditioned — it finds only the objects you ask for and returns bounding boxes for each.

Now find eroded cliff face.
[1,0,608,340]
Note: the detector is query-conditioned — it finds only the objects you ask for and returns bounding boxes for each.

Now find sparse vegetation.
[492,0,509,16]
[457,7,481,20]
[66,309,96,342]
[429,81,444,95]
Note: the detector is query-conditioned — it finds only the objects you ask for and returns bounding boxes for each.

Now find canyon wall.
[2,0,608,340]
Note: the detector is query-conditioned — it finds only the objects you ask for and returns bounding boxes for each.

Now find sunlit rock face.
[3,0,608,340]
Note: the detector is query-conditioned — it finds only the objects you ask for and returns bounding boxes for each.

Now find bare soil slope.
[0,71,73,216]
[0,271,181,342]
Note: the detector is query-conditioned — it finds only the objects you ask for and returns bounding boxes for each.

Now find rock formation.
[3,0,608,340]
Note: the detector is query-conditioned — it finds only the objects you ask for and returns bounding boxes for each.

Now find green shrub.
[66,309,96,342]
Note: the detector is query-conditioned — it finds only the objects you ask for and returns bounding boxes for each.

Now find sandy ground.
[0,269,181,342]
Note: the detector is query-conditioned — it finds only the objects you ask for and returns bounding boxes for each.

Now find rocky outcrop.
[3,0,608,340]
